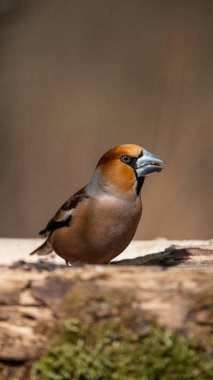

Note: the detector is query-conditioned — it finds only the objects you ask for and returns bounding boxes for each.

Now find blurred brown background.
[0,0,212,239]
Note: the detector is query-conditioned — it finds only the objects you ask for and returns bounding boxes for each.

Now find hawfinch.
[31,144,165,264]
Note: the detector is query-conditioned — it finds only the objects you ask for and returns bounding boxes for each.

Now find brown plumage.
[31,144,165,264]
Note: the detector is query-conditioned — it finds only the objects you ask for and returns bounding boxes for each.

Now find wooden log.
[0,242,213,377]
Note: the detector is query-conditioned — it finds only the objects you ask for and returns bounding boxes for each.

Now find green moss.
[32,320,213,380]
[31,284,213,380]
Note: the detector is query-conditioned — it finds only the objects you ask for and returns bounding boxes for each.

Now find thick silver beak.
[136,149,165,177]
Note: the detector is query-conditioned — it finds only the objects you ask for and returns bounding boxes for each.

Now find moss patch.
[33,319,213,380]
[32,284,213,380]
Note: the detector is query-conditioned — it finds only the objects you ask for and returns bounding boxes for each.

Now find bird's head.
[95,144,165,196]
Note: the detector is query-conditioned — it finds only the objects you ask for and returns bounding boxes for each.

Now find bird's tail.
[30,239,53,256]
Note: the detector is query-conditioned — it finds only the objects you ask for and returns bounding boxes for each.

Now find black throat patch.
[124,153,144,196]
[135,175,145,195]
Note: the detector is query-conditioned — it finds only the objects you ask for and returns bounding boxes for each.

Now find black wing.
[39,193,89,236]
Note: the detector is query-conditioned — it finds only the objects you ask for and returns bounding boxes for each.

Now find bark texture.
[0,244,213,377]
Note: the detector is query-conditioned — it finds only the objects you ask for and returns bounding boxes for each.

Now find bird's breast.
[51,196,142,263]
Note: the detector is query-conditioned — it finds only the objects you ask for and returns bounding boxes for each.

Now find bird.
[30,144,165,264]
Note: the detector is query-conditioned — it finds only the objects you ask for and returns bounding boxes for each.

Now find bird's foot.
[65,260,86,267]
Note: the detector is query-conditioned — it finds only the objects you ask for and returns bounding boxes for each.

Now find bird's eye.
[120,155,131,164]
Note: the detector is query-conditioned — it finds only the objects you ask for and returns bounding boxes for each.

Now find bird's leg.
[65,260,86,267]
[72,261,87,267]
